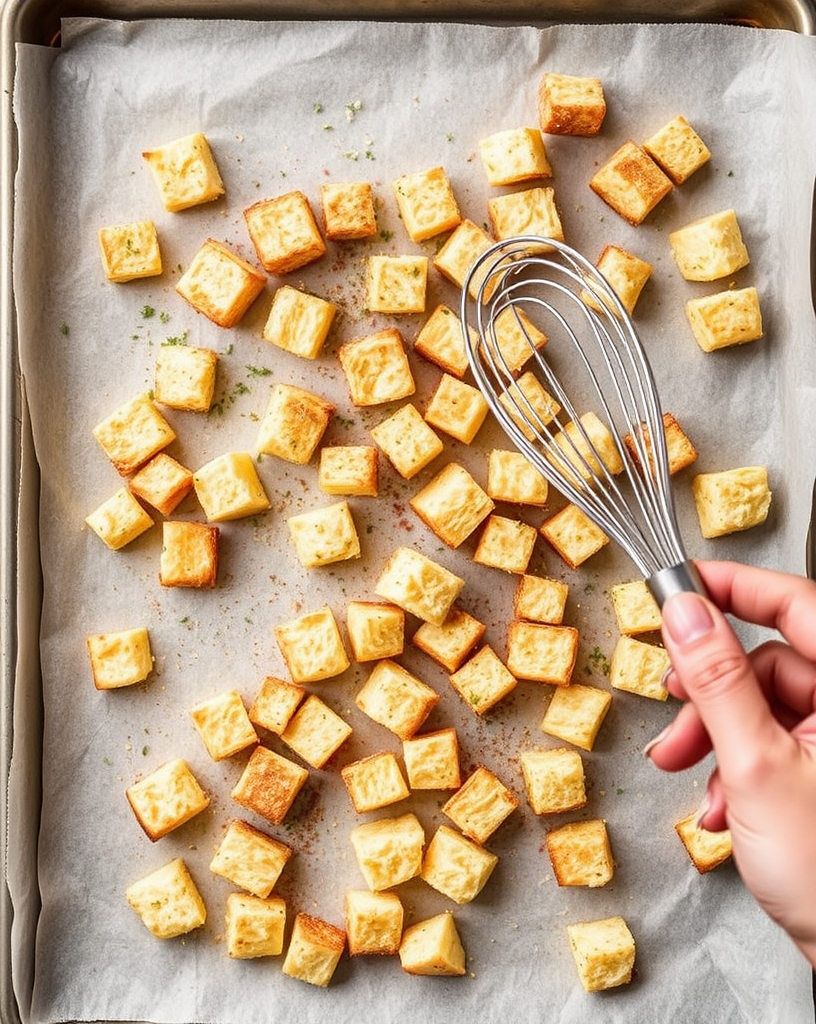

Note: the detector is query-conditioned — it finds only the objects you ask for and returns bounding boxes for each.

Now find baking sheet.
[8,15,816,1024]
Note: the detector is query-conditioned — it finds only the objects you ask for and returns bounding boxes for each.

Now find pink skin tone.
[646,560,816,968]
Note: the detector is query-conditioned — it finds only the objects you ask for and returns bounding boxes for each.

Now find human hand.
[645,560,816,967]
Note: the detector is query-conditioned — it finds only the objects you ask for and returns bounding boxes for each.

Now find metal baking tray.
[2,3,815,1024]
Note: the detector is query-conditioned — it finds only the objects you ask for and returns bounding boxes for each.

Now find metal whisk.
[461,235,703,606]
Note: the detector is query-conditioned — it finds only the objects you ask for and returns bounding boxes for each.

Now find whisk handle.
[647,561,707,607]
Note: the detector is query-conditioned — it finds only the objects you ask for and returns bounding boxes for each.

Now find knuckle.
[687,649,749,699]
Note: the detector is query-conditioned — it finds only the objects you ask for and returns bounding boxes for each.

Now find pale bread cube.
[433,218,496,300]
[498,371,560,440]
[344,890,404,956]
[685,286,763,352]
[154,344,217,412]
[540,683,612,750]
[225,892,286,958]
[473,514,538,574]
[209,819,292,897]
[478,127,552,185]
[399,912,465,976]
[540,503,609,569]
[537,73,606,136]
[248,676,304,735]
[93,392,176,476]
[370,403,444,480]
[412,606,485,673]
[98,220,162,282]
[262,285,337,359]
[624,410,698,477]
[442,766,518,843]
[514,574,568,624]
[692,466,771,538]
[642,114,711,185]
[449,644,517,715]
[609,635,670,701]
[583,245,653,317]
[287,501,361,568]
[86,627,153,690]
[256,382,335,464]
[346,601,405,662]
[341,751,410,813]
[159,520,218,588]
[421,825,498,904]
[374,546,464,626]
[193,452,270,522]
[410,462,494,549]
[231,745,309,825]
[280,694,352,769]
[142,132,224,212]
[176,238,266,328]
[190,689,257,761]
[489,305,548,374]
[126,758,209,841]
[320,180,377,241]
[520,747,586,815]
[414,304,474,379]
[274,606,350,684]
[350,812,425,890]
[318,446,378,497]
[610,580,662,636]
[129,453,194,516]
[355,659,439,740]
[589,142,673,225]
[243,190,326,275]
[669,209,750,282]
[506,621,579,686]
[487,450,549,507]
[424,374,489,444]
[339,328,416,406]
[85,488,154,551]
[567,917,636,992]
[547,819,614,887]
[282,913,345,987]
[126,859,206,939]
[402,727,461,790]
[488,187,564,246]
[366,255,428,314]
[392,166,461,242]
[550,411,624,485]
[674,812,733,873]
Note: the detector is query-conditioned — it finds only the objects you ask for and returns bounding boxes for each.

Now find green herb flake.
[246,364,272,377]
[141,305,156,319]
[59,322,70,337]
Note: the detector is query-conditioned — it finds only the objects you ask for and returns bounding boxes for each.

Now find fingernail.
[662,592,715,646]
[643,724,672,760]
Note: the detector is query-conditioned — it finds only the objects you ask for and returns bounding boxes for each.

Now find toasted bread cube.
[280,694,352,769]
[154,344,217,412]
[282,913,345,987]
[514,574,569,624]
[487,450,549,507]
[643,114,711,185]
[319,446,378,497]
[375,546,464,626]
[414,304,474,379]
[350,812,425,890]
[506,621,579,685]
[583,245,652,317]
[346,601,405,662]
[540,503,609,569]
[339,328,416,406]
[98,220,162,282]
[248,675,304,735]
[231,745,309,825]
[540,683,612,750]
[449,644,517,716]
[320,180,377,241]
[473,514,538,574]
[669,209,750,282]
[365,255,428,315]
[342,751,410,812]
[262,285,337,360]
[274,606,350,684]
[537,73,606,136]
[489,305,548,374]
[498,371,561,442]
[126,859,206,939]
[86,627,153,690]
[392,166,461,243]
[442,766,518,843]
[674,812,733,873]
[547,819,614,887]
[244,191,326,275]
[410,462,494,549]
[692,465,771,538]
[159,520,218,588]
[355,659,439,740]
[225,892,286,958]
[287,501,361,568]
[344,890,404,956]
[488,187,564,246]
[412,606,485,673]
[590,142,673,225]
[85,488,154,551]
[520,747,586,815]
[550,411,624,484]
[142,132,224,212]
[371,403,444,480]
[193,452,270,522]
[399,912,465,976]
[610,580,662,636]
[176,238,266,328]
[209,819,292,897]
[190,689,258,761]
[126,758,209,841]
[424,374,489,445]
[433,218,496,300]
[421,825,498,904]
[478,127,552,186]
[567,917,636,992]
[609,635,670,701]
[402,728,461,790]
[93,393,176,476]
[685,286,763,352]
[256,382,334,464]
[624,410,698,477]
[129,453,194,516]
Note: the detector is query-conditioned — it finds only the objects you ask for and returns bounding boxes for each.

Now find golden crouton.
[442,766,518,844]
[370,403,444,480]
[487,449,549,507]
[583,244,653,317]
[412,606,486,673]
[674,812,733,873]
[255,382,335,464]
[399,912,466,976]
[498,371,561,443]
[280,694,353,769]
[567,916,636,992]
[126,758,209,841]
[609,635,670,701]
[243,190,326,275]
[341,751,410,813]
[193,452,271,522]
[262,285,337,360]
[540,503,609,569]
[346,601,405,662]
[421,825,498,904]
[281,913,345,987]
[478,127,552,185]
[513,574,569,624]
[488,187,564,245]
[589,142,673,225]
[669,209,750,282]
[374,546,465,626]
[231,745,309,825]
[449,644,517,716]
[350,812,426,890]
[85,488,154,551]
[142,132,224,212]
[355,659,439,740]
[432,218,496,300]
[540,682,612,750]
[642,114,711,185]
[209,818,292,897]
[414,304,474,379]
[86,627,153,690]
[320,180,377,241]
[154,344,217,412]
[98,220,162,282]
[392,166,461,243]
[93,392,176,476]
[520,747,586,815]
[692,465,771,538]
[685,286,763,352]
[410,462,495,549]
[225,892,286,959]
[624,410,698,477]
[274,606,350,684]
[248,676,304,735]
[366,255,428,314]
[506,621,579,685]
[318,446,379,497]
[190,689,258,761]
[344,890,404,956]
[424,374,489,444]
[287,501,361,568]
[488,305,548,375]
[126,859,206,939]
[610,580,662,636]
[537,72,606,136]
[546,819,614,887]
[129,453,194,517]
[159,520,219,588]
[473,514,538,574]
[176,238,266,328]
[402,727,461,790]
[339,328,416,406]
[550,411,624,485]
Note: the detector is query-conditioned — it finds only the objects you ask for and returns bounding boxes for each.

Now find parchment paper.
[9,16,816,1024]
